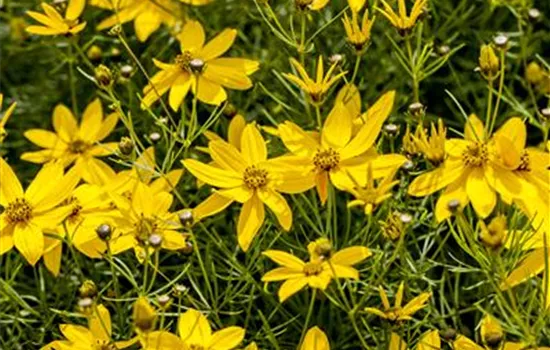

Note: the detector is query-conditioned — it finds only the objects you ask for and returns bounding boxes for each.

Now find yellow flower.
[389,330,440,350]
[142,308,245,349]
[94,0,180,42]
[348,0,367,12]
[26,0,86,36]
[142,20,259,109]
[133,296,157,333]
[525,61,544,85]
[183,124,313,251]
[0,94,16,143]
[0,159,79,265]
[401,124,422,156]
[108,182,187,261]
[295,0,330,11]
[364,282,431,322]
[276,93,406,204]
[262,242,372,302]
[21,99,119,185]
[342,10,375,52]
[411,119,447,165]
[377,0,427,34]
[283,56,347,103]
[346,163,399,215]
[42,304,131,350]
[300,327,331,350]
[480,315,504,346]
[407,115,534,222]
[479,215,507,249]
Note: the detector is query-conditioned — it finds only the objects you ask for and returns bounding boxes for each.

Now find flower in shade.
[300,327,331,350]
[0,159,79,266]
[141,308,245,350]
[0,94,16,143]
[21,99,119,185]
[26,0,86,36]
[346,163,399,215]
[364,282,431,322]
[261,240,372,302]
[276,93,406,204]
[283,56,347,103]
[183,123,314,251]
[142,20,259,109]
[376,0,427,34]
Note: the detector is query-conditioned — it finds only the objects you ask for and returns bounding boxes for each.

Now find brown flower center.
[189,345,206,350]
[461,142,488,167]
[313,148,340,171]
[516,150,530,171]
[243,166,269,189]
[303,262,324,276]
[94,340,117,350]
[175,51,205,73]
[68,139,90,154]
[5,198,33,224]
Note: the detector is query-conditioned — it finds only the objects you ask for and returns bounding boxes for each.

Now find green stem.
[298,289,317,347]
[299,13,307,64]
[350,54,362,85]
[350,312,371,349]
[489,50,506,135]
[405,37,419,102]
[314,104,322,130]
[106,241,124,328]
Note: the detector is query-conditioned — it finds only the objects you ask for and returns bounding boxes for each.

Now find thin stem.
[350,54,362,85]
[298,289,317,347]
[299,13,307,64]
[484,79,494,138]
[349,312,371,349]
[405,37,419,102]
[489,49,506,135]
[106,241,124,328]
[315,104,322,130]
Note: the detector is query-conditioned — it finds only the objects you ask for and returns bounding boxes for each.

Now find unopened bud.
[479,45,499,78]
[447,199,461,212]
[399,213,413,224]
[180,241,194,255]
[94,65,113,89]
[437,45,450,56]
[79,280,98,299]
[148,234,163,248]
[78,297,93,310]
[401,160,414,171]
[133,297,156,332]
[329,54,344,65]
[173,284,188,296]
[118,137,134,155]
[493,34,508,49]
[87,45,102,61]
[541,107,550,119]
[223,103,238,118]
[528,8,541,21]
[149,132,161,144]
[408,102,425,116]
[95,223,112,241]
[157,294,171,308]
[120,65,134,79]
[108,25,122,36]
[189,58,205,73]
[178,210,194,227]
[383,123,400,136]
[440,328,457,341]
[479,215,507,249]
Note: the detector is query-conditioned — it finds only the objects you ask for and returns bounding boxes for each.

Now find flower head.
[346,163,399,215]
[342,10,375,52]
[21,99,119,185]
[364,282,431,322]
[411,119,447,165]
[0,94,16,144]
[283,56,347,103]
[142,20,259,109]
[377,0,427,35]
[26,0,86,36]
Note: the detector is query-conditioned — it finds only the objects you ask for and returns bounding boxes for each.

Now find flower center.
[68,139,90,154]
[175,51,204,73]
[189,345,206,350]
[461,142,488,167]
[516,150,530,171]
[94,340,117,350]
[313,148,340,171]
[62,196,83,223]
[5,198,33,224]
[134,216,159,244]
[303,262,324,276]
[243,166,269,189]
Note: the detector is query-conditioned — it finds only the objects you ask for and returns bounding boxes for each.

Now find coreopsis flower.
[342,10,375,52]
[142,20,259,109]
[401,124,422,156]
[183,124,313,251]
[479,44,500,79]
[0,159,79,266]
[94,0,179,42]
[26,0,86,36]
[262,241,372,302]
[364,282,431,322]
[108,182,187,261]
[407,115,533,222]
[377,0,427,35]
[346,164,399,215]
[44,184,117,275]
[389,330,440,350]
[42,304,131,350]
[283,56,347,103]
[300,327,330,350]
[411,119,447,165]
[21,99,119,185]
[295,0,330,11]
[0,94,16,143]
[142,308,245,349]
[276,93,406,204]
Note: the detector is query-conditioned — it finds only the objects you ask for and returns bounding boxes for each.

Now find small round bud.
[120,65,134,79]
[189,58,205,73]
[440,328,457,341]
[541,107,550,119]
[94,65,113,89]
[479,45,499,78]
[78,297,93,309]
[118,136,134,155]
[402,160,414,171]
[329,54,344,65]
[408,102,425,116]
[148,234,163,248]
[180,241,194,255]
[110,47,122,60]
[174,284,187,294]
[493,34,508,49]
[87,45,102,61]
[178,209,194,227]
[79,280,98,299]
[96,223,112,241]
[157,294,171,308]
[447,199,461,212]
[437,45,450,56]
[399,213,413,224]
[528,8,541,21]
[149,132,161,144]
[383,123,400,136]
[223,103,238,118]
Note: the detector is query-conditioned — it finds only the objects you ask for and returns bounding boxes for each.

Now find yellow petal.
[348,0,366,12]
[192,193,234,220]
[202,62,254,90]
[194,75,227,105]
[96,112,119,141]
[278,278,308,302]
[60,324,94,344]
[434,175,469,222]
[209,326,245,350]
[209,140,247,173]
[321,103,352,150]
[228,114,246,149]
[178,309,212,345]
[79,99,103,142]
[500,248,546,290]
[466,167,496,218]
[0,157,24,205]
[300,326,330,350]
[453,335,484,350]
[335,84,361,120]
[262,250,305,269]
[53,104,78,143]
[183,159,243,188]
[262,267,304,282]
[417,330,440,350]
[178,20,205,52]
[494,117,526,151]
[389,332,408,350]
[278,121,320,157]
[14,223,43,265]
[258,188,292,231]
[199,28,237,61]
[43,237,62,276]
[241,124,267,165]
[141,331,183,348]
[168,73,192,111]
[237,195,265,251]
[65,0,85,20]
[330,246,372,265]
[134,11,161,42]
[407,160,464,197]
[464,114,485,142]
[88,304,111,342]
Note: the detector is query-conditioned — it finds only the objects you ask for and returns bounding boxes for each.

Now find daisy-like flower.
[93,0,180,42]
[410,119,447,165]
[300,327,331,350]
[276,94,406,204]
[26,0,86,36]
[389,330,440,350]
[21,99,119,185]
[0,94,16,143]
[342,10,375,52]
[142,20,259,109]
[142,308,245,350]
[42,304,132,350]
[262,241,372,302]
[183,123,314,251]
[108,182,187,261]
[376,0,427,35]
[346,164,399,215]
[407,115,533,222]
[364,282,431,322]
[283,56,347,103]
[0,159,79,266]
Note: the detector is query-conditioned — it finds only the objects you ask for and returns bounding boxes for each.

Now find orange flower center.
[303,262,323,276]
[5,198,33,224]
[243,166,269,189]
[461,142,488,167]
[313,148,340,171]
[68,139,90,154]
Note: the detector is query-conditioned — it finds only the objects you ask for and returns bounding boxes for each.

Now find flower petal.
[237,195,265,251]
[464,114,485,142]
[183,159,243,188]
[178,309,212,346]
[0,158,24,205]
[52,104,78,143]
[321,103,352,150]
[262,267,304,282]
[300,326,330,350]
[199,29,237,61]
[262,250,305,269]
[14,223,43,265]
[240,124,267,165]
[192,193,234,220]
[278,278,308,302]
[258,188,292,230]
[466,167,496,218]
[178,20,205,53]
[209,326,245,350]
[407,160,464,197]
[330,246,372,265]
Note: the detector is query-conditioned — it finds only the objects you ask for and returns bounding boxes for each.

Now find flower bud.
[295,0,314,10]
[118,137,134,155]
[528,8,541,21]
[180,241,194,255]
[178,209,194,227]
[223,103,238,118]
[149,132,161,144]
[541,107,550,120]
[447,199,461,212]
[173,284,188,297]
[120,65,134,79]
[481,315,504,349]
[108,25,122,36]
[383,123,400,137]
[87,45,103,61]
[493,34,508,49]
[479,45,499,78]
[479,215,507,248]
[401,160,414,171]
[437,45,450,56]
[148,233,163,248]
[439,328,457,341]
[96,223,112,241]
[525,62,544,85]
[189,58,205,73]
[133,297,156,332]
[78,297,93,313]
[408,102,425,117]
[79,280,98,299]
[94,65,113,89]
[329,54,344,65]
[157,294,172,309]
